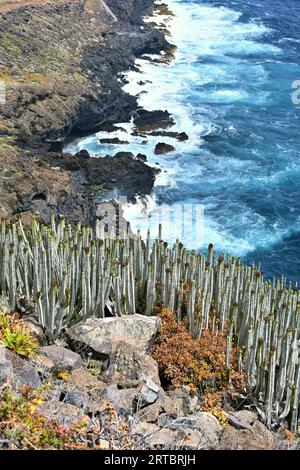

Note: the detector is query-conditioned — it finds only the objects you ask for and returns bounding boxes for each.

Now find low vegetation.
[0,217,299,430]
[0,311,38,358]
[153,308,246,417]
[153,308,245,390]
[0,385,91,450]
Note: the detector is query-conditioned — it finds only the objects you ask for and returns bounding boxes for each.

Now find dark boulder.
[0,348,42,389]
[98,122,120,133]
[99,138,129,145]
[149,131,188,142]
[134,109,175,131]
[59,149,159,199]
[154,142,175,155]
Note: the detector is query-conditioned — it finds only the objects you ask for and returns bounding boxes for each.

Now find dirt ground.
[0,0,55,13]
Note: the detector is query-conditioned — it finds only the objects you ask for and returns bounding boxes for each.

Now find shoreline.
[0,0,173,224]
[1,1,300,448]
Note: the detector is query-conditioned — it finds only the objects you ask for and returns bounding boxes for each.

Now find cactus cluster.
[0,217,299,430]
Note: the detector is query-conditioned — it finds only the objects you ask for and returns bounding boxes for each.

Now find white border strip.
[100,0,118,22]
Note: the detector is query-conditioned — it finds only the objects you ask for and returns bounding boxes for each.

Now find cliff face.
[1,0,167,146]
[0,0,169,221]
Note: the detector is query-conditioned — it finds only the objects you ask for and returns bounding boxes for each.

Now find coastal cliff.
[0,0,169,221]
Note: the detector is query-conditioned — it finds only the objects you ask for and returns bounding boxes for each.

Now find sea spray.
[66,0,300,281]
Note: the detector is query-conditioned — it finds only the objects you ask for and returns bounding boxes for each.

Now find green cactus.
[0,217,299,430]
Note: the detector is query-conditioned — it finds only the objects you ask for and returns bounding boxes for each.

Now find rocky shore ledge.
[0,0,172,222]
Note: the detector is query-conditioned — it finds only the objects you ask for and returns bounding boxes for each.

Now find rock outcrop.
[67,314,161,356]
[39,346,83,371]
[0,347,41,389]
[0,0,171,222]
[133,109,175,132]
[154,142,175,155]
[0,317,297,450]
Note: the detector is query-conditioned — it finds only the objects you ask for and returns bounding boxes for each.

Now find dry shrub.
[152,308,246,398]
[0,384,138,450]
[0,385,91,450]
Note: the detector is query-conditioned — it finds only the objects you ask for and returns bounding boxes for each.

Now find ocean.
[66,0,300,282]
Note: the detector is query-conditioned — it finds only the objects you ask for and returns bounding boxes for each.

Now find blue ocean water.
[67,0,300,282]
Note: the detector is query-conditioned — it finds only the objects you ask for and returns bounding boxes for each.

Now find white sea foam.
[279,37,300,44]
[113,0,282,255]
[67,0,288,259]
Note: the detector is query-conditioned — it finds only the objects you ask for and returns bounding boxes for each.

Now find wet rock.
[0,0,172,224]
[39,346,83,371]
[67,314,161,357]
[47,140,64,153]
[133,109,175,131]
[75,149,90,159]
[99,138,129,145]
[98,122,120,133]
[149,131,188,141]
[0,348,41,389]
[61,149,159,199]
[154,142,175,155]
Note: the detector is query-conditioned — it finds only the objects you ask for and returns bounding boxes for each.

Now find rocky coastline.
[1,1,300,453]
[0,0,172,223]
